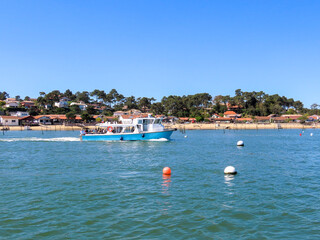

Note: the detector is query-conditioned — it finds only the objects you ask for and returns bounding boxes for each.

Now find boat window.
[138,120,143,124]
[116,127,123,133]
[154,119,161,124]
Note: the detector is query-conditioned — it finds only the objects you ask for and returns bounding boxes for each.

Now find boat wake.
[0,137,80,142]
[147,138,169,142]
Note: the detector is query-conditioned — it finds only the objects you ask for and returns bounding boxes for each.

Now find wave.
[0,137,80,142]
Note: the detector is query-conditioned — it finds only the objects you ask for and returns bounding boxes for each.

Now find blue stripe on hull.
[81,130,174,141]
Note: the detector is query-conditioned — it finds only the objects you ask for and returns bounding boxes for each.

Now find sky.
[0,0,319,107]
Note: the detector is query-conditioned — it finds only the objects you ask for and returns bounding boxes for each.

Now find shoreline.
[1,123,319,131]
[166,123,319,130]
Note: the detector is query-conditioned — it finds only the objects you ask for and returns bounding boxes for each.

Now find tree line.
[1,89,320,118]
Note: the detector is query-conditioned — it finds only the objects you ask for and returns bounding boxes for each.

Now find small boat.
[80,115,176,141]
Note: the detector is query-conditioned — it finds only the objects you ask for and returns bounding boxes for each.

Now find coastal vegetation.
[1,89,320,119]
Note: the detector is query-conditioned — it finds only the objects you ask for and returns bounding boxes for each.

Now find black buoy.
[120,136,123,141]
[142,134,145,138]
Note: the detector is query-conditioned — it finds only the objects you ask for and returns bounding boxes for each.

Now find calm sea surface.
[0,129,319,239]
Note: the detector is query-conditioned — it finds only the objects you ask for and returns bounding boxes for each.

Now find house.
[235,118,253,123]
[163,116,178,123]
[54,97,69,108]
[10,111,29,117]
[0,116,21,126]
[214,117,233,123]
[179,117,189,123]
[211,113,221,118]
[5,99,19,108]
[308,115,320,121]
[226,103,243,112]
[189,118,196,123]
[45,104,52,109]
[255,116,271,123]
[272,117,287,123]
[70,102,87,110]
[20,101,35,109]
[128,109,142,115]
[113,111,126,117]
[224,111,241,118]
[34,115,52,125]
[281,114,303,122]
[20,116,35,126]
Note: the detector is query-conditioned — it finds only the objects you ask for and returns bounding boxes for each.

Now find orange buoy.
[163,167,171,175]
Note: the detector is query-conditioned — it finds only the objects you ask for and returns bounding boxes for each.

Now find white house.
[34,115,52,125]
[54,97,69,108]
[211,113,221,118]
[70,102,87,110]
[10,111,29,117]
[0,116,20,126]
[5,100,19,108]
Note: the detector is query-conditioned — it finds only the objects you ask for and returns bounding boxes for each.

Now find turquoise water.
[0,129,319,239]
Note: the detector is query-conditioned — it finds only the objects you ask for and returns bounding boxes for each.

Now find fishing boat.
[80,114,176,141]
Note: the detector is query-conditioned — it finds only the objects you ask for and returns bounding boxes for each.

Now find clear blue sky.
[0,0,319,107]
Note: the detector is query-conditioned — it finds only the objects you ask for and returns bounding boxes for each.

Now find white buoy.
[184,135,188,138]
[310,133,313,136]
[237,140,244,146]
[224,166,237,175]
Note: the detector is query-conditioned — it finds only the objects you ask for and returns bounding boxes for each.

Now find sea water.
[0,129,319,239]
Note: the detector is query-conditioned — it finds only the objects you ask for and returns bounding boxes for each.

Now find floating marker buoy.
[163,167,171,175]
[184,135,188,138]
[224,166,237,175]
[237,140,244,146]
[311,133,313,136]
[299,133,302,136]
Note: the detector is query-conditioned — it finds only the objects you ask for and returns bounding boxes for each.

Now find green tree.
[86,105,97,115]
[151,102,164,115]
[81,112,91,123]
[0,91,9,100]
[70,105,82,114]
[124,96,138,109]
[64,89,76,101]
[66,112,76,120]
[76,91,91,103]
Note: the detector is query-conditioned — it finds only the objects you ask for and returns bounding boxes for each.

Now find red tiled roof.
[273,117,287,121]
[20,116,34,120]
[281,115,302,120]
[236,118,252,121]
[224,111,237,115]
[255,116,270,120]
[0,116,21,119]
[33,115,50,119]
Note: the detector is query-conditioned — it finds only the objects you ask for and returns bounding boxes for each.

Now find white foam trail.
[147,138,169,142]
[0,137,80,142]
